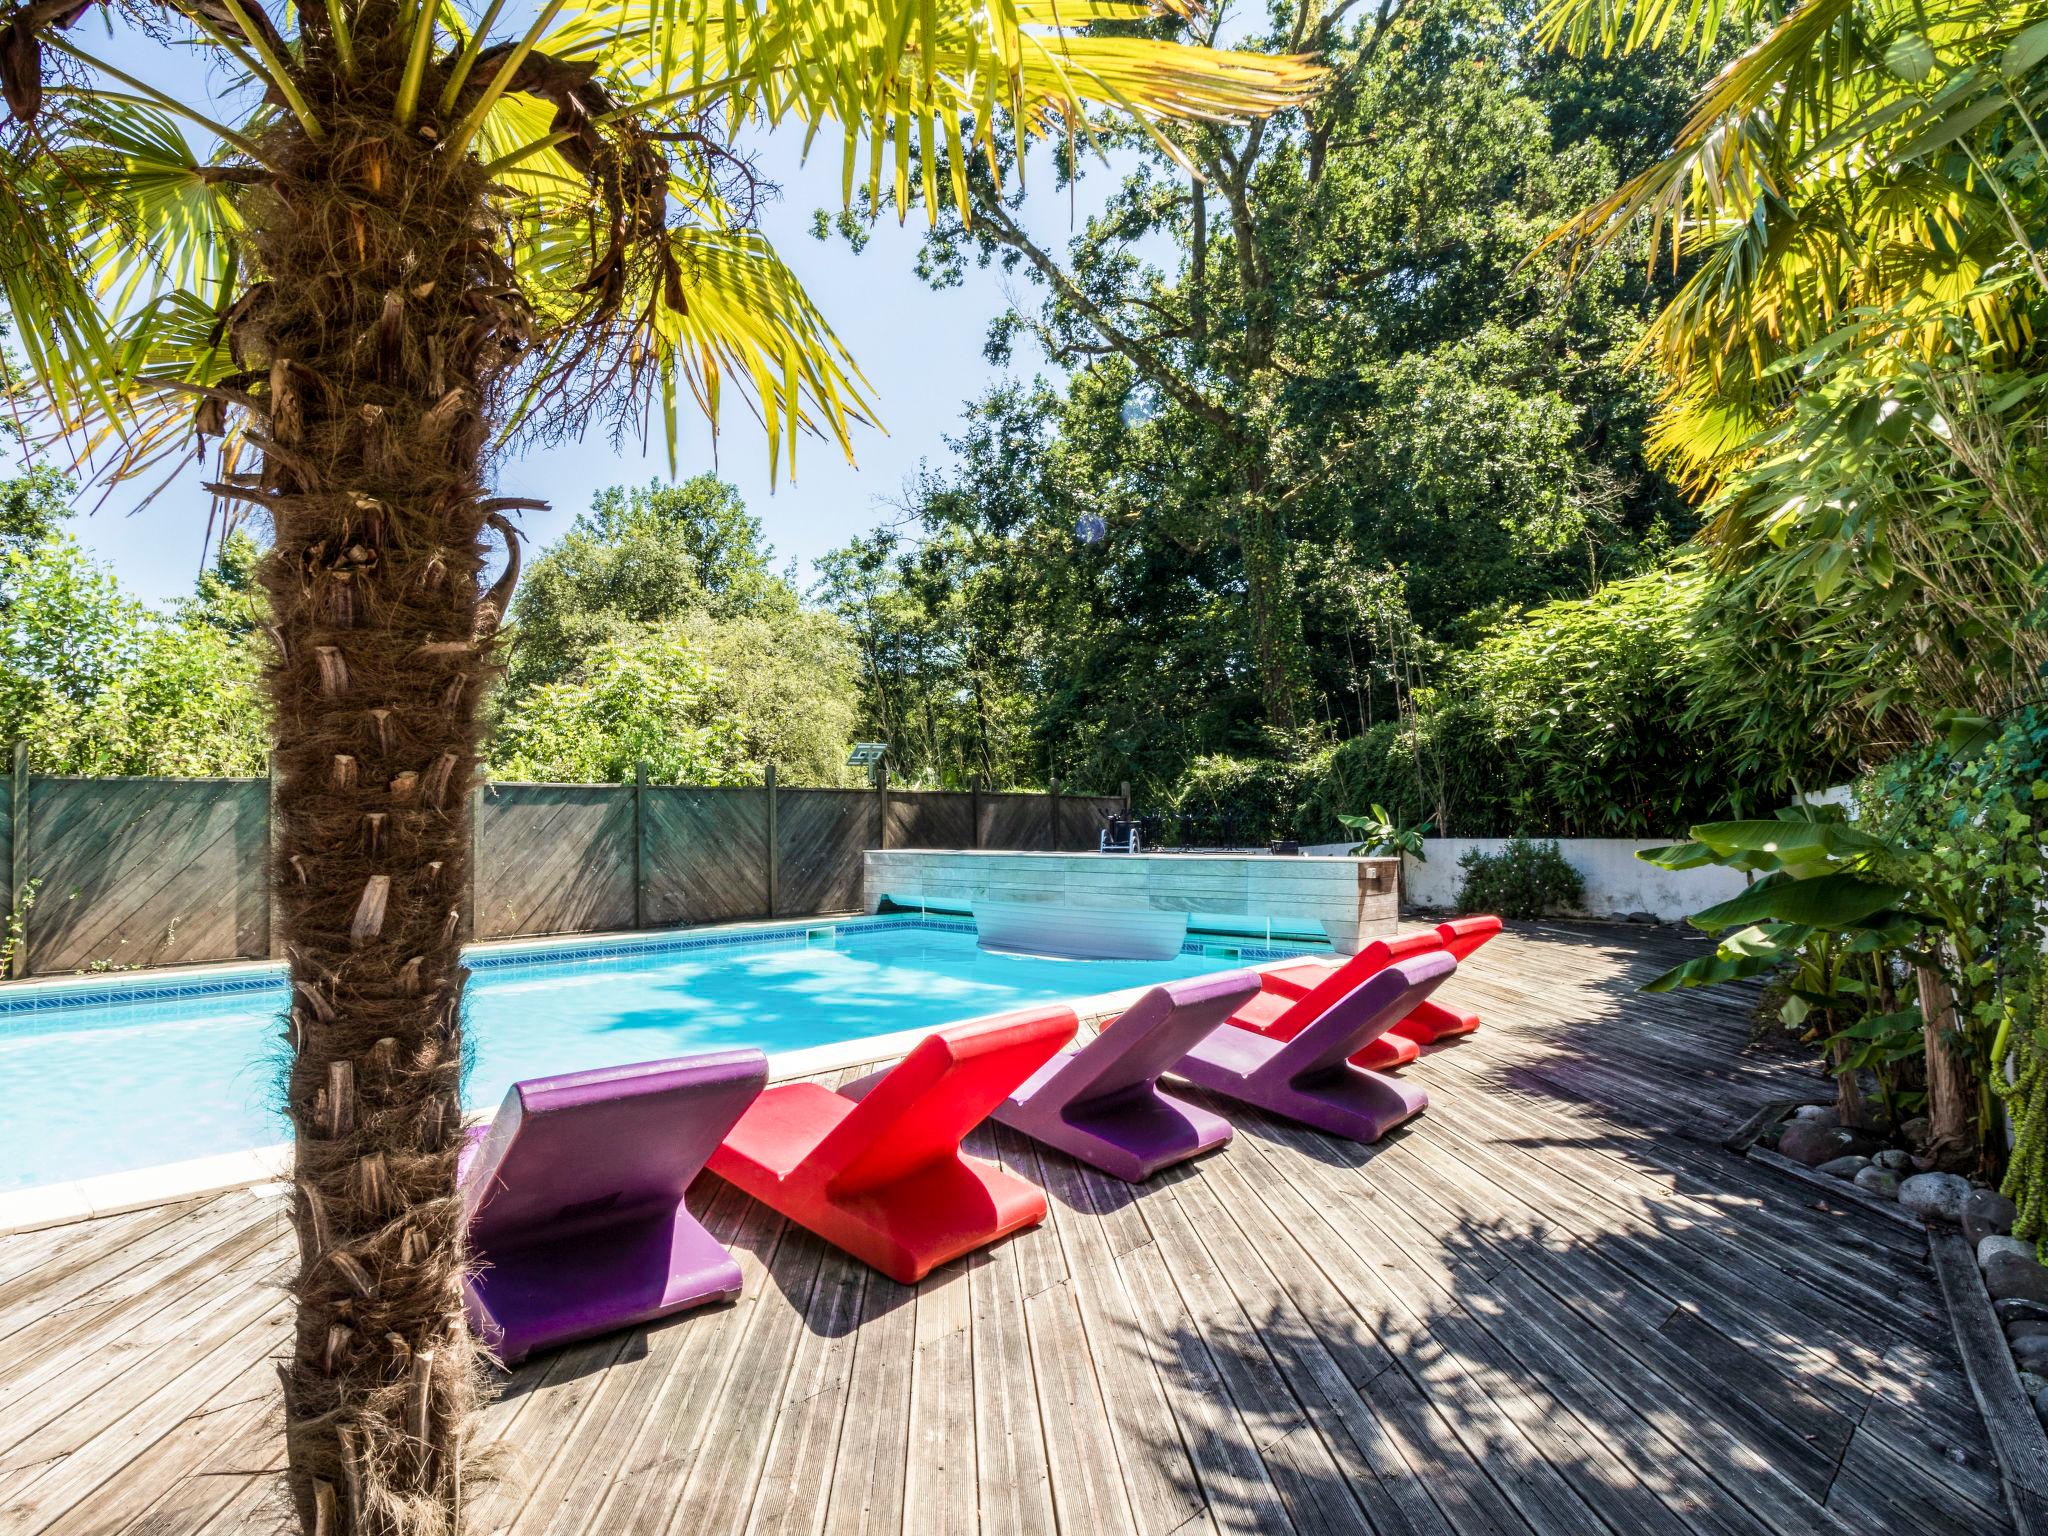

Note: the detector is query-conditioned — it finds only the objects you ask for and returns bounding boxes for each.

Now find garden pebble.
[2008,1321,2048,1346]
[1986,1254,2048,1308]
[1874,1148,1912,1172]
[1999,1299,2048,1326]
[1853,1166,1900,1199]
[1983,1235,2037,1269]
[1964,1189,2020,1248]
[1791,1104,1839,1125]
[1817,1155,1869,1180]
[1779,1121,1872,1167]
[2012,1336,2048,1376]
[2023,1371,2048,1399]
[1897,1172,1972,1223]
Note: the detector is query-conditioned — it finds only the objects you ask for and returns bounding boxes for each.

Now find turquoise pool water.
[0,917,1293,1193]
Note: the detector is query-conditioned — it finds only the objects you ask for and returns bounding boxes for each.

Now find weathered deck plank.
[0,923,2015,1536]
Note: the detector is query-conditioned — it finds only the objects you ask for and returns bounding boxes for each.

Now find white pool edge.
[0,963,1293,1238]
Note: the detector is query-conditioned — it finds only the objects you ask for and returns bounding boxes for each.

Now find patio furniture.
[1226,931,1443,1069]
[460,1049,769,1365]
[1392,915,1503,1040]
[992,970,1261,1181]
[1242,916,1501,1047]
[708,1007,1076,1282]
[1174,953,1452,1142]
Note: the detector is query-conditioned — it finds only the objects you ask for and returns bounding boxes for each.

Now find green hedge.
[1171,573,1810,841]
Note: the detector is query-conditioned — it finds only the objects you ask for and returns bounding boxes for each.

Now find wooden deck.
[0,924,2009,1535]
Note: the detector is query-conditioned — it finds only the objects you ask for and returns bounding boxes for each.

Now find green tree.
[493,633,746,783]
[1535,0,2048,750]
[822,0,1717,796]
[504,478,860,782]
[508,474,790,690]
[844,0,1708,737]
[0,2,1317,1523]
[0,489,269,775]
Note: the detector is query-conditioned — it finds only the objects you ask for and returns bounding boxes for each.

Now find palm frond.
[541,0,1324,221]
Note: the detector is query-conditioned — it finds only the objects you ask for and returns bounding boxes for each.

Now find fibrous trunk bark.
[252,28,523,1532]
[1916,961,1980,1171]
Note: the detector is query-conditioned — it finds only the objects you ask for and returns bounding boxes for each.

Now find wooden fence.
[0,746,1127,978]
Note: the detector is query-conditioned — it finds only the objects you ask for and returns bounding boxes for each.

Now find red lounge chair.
[707,1007,1076,1283]
[1234,916,1501,1053]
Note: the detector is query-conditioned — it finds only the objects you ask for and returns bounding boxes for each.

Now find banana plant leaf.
[1685,819,1892,862]
[1642,925,1806,991]
[1644,950,1779,993]
[1637,840,1789,875]
[1687,870,1907,932]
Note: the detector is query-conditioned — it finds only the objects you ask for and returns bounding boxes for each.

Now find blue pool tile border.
[0,911,1316,1019]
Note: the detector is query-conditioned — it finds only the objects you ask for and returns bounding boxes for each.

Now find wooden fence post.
[971,774,985,850]
[1048,777,1062,851]
[1121,780,1131,815]
[634,761,649,930]
[763,762,779,918]
[8,742,25,978]
[875,762,890,850]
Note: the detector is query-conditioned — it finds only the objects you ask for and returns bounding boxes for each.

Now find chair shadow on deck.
[1074,1161,2000,1536]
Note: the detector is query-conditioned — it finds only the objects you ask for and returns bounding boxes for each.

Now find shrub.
[1454,838,1585,919]
[1170,753,1317,846]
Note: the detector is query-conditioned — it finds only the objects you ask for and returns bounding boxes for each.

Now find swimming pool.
[0,916,1305,1193]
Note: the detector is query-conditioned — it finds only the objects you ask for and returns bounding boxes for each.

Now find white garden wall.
[1303,837,1751,923]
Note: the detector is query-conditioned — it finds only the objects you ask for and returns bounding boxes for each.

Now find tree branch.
[976,195,1238,438]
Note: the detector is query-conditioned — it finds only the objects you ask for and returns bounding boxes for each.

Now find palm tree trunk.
[253,43,523,1532]
[1916,961,1981,1171]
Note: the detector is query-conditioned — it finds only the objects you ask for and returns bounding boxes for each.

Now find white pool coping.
[0,954,1309,1238]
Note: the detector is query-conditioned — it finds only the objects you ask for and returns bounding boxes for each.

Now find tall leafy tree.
[0,2,1318,1528]
[852,0,1705,732]
[826,1,1713,790]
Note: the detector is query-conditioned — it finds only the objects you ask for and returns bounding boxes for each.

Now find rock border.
[1929,1230,2048,1535]
[1742,1128,2048,1535]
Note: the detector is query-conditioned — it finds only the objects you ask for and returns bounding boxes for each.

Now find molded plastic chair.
[1175,954,1451,1143]
[1230,931,1440,1068]
[1241,916,1501,1048]
[992,970,1261,1181]
[460,1050,769,1365]
[707,1007,1076,1283]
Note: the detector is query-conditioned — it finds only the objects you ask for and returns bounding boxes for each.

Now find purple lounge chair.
[991,970,1262,1181]
[1172,953,1453,1143]
[461,1050,768,1364]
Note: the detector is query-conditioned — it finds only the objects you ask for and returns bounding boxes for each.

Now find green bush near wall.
[1172,574,1828,842]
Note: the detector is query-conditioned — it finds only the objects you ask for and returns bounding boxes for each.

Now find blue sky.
[18,13,1173,603]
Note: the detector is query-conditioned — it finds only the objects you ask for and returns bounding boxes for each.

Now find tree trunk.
[254,31,524,1532]
[1916,961,1980,1171]
[1237,478,1308,731]
[1830,1036,1871,1131]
